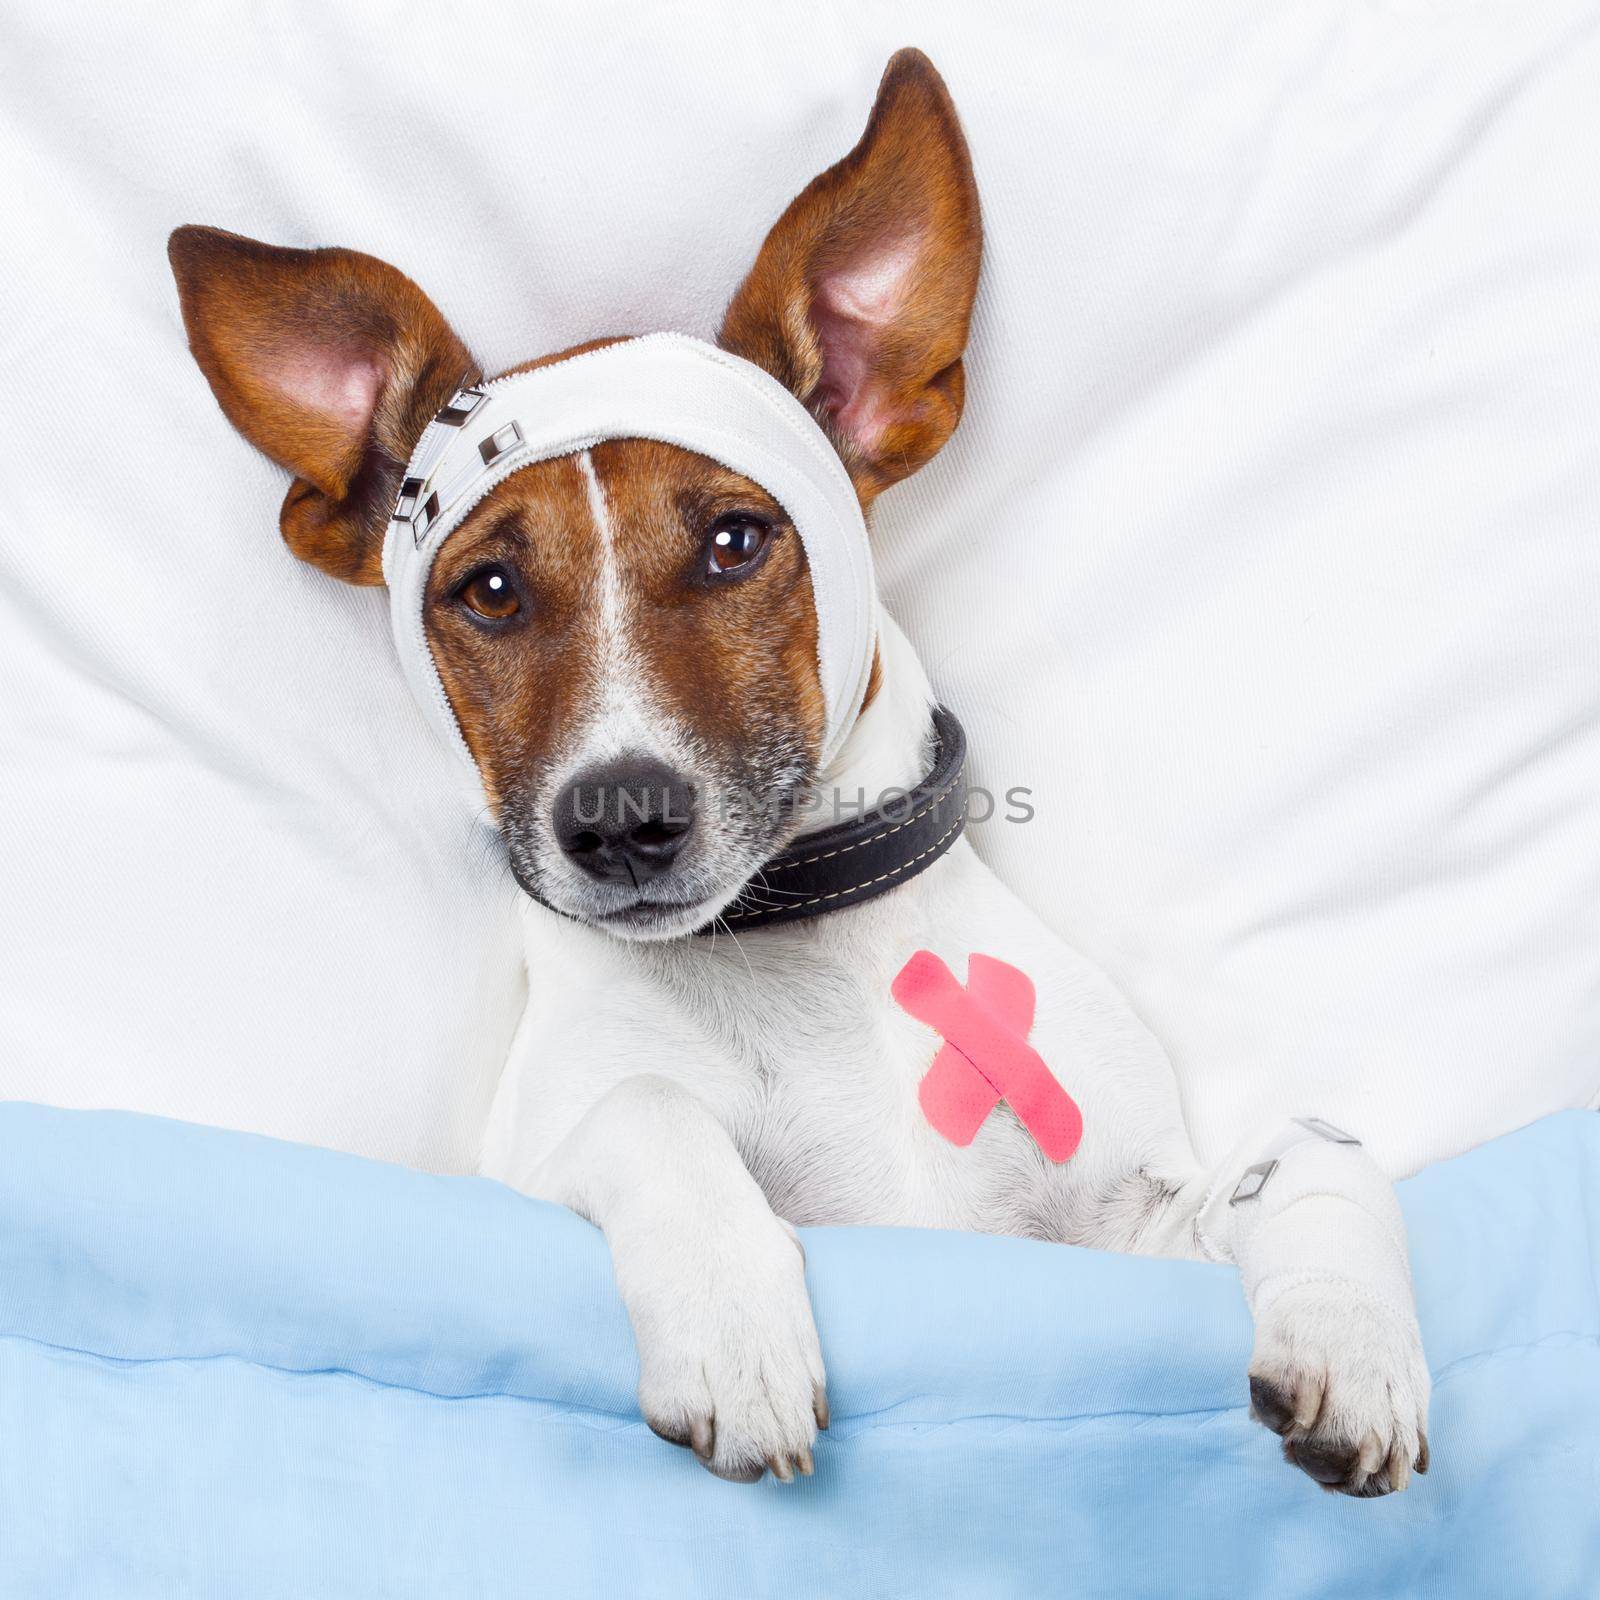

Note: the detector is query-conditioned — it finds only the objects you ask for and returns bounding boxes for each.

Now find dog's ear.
[719,49,982,505]
[168,226,477,585]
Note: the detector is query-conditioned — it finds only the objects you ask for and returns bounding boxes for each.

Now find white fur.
[480,614,1430,1492]
[566,450,680,774]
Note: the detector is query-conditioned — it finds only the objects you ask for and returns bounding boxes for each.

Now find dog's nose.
[553,759,697,885]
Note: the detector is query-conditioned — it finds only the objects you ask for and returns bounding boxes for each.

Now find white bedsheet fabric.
[1,1,1596,1175]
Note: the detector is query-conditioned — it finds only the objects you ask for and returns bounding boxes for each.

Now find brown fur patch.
[592,439,823,759]
[859,643,884,714]
[423,452,598,811]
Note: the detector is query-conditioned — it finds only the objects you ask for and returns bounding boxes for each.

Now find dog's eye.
[705,515,771,580]
[456,565,521,621]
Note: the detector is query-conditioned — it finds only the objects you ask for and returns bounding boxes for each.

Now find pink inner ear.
[260,343,386,437]
[812,236,923,452]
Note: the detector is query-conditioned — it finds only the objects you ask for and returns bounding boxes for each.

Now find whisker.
[741,868,812,902]
[712,914,757,987]
[733,882,800,911]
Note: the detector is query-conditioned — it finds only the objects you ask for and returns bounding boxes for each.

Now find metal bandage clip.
[1228,1117,1360,1206]
[394,476,440,545]
[434,386,488,427]
[478,420,523,467]
[394,391,524,548]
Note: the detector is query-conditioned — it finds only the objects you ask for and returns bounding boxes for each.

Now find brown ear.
[168,226,478,584]
[719,49,982,505]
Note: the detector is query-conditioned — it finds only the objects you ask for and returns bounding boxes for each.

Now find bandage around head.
[380,334,877,772]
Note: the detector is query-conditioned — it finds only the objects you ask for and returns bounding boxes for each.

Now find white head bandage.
[380,334,877,772]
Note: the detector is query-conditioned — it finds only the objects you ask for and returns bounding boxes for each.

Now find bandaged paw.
[1203,1119,1432,1497]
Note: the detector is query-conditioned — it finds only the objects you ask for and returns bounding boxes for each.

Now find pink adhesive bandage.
[893,951,1084,1163]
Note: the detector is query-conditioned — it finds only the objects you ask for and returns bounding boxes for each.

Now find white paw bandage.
[379,334,877,773]
[1199,1118,1416,1324]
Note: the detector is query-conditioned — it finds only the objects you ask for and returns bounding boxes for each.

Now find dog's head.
[170,49,980,939]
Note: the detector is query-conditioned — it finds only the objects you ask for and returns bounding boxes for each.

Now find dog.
[169,48,1429,1494]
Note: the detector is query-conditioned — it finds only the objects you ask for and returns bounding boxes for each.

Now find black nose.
[552,759,697,885]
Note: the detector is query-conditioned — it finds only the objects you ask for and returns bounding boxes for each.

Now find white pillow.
[2,2,1595,1176]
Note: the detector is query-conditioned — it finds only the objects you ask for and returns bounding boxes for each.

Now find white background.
[2,0,1597,1174]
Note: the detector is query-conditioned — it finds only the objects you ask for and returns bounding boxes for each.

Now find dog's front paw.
[1248,1282,1430,1497]
[623,1214,826,1484]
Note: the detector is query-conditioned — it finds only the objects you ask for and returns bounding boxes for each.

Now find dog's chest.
[708,958,958,1228]
[647,885,1094,1235]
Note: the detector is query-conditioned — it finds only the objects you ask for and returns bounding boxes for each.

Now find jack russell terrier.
[169,49,1429,1494]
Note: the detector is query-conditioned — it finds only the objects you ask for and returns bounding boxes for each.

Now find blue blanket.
[0,1104,1594,1598]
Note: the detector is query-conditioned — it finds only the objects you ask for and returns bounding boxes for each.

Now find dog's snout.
[554,758,696,884]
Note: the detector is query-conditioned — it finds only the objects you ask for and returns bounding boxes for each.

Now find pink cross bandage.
[893,951,1084,1163]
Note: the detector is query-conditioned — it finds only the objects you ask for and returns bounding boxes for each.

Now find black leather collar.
[707,705,968,933]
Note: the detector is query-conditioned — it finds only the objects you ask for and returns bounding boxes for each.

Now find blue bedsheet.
[0,1103,1594,1598]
